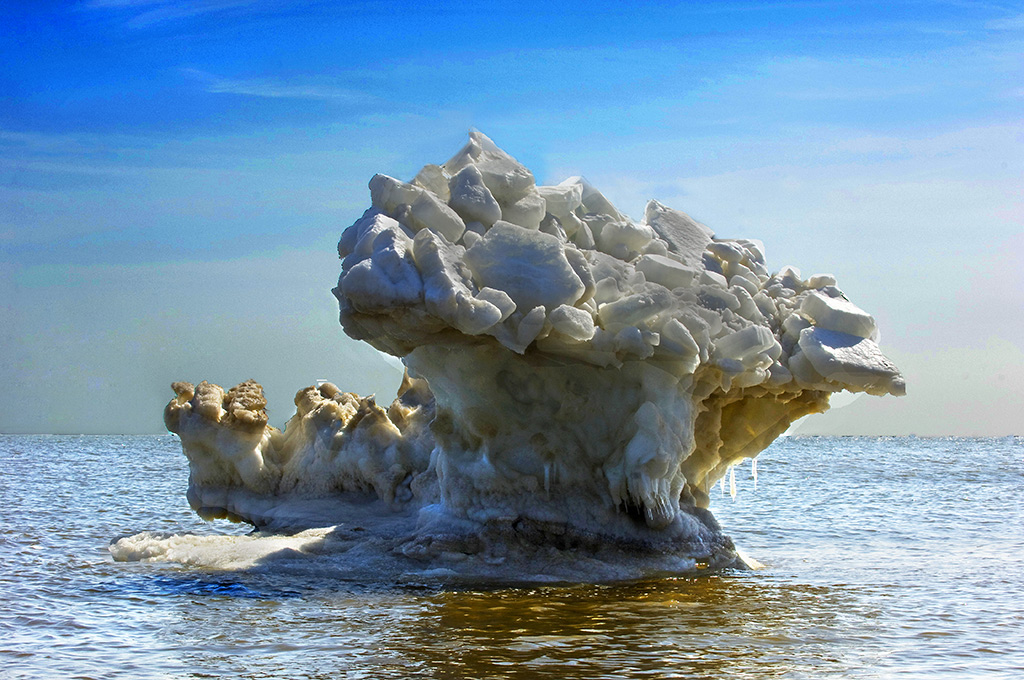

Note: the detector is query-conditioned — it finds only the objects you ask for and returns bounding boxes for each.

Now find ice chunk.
[164,380,275,495]
[475,287,516,322]
[800,290,878,340]
[729,271,760,297]
[539,214,567,240]
[596,220,655,260]
[636,254,699,290]
[644,200,714,267]
[613,325,654,358]
[707,241,744,264]
[737,239,766,266]
[338,209,414,269]
[713,325,778,367]
[797,327,905,396]
[658,318,699,357]
[447,164,502,227]
[412,164,450,201]
[340,228,423,312]
[597,284,675,330]
[461,229,481,249]
[777,266,803,291]
[536,183,583,217]
[369,174,465,243]
[699,269,729,288]
[643,238,670,257]
[443,131,535,202]
[490,305,549,353]
[463,222,585,311]
[548,304,597,342]
[500,190,546,230]
[587,250,637,302]
[698,285,740,313]
[571,220,595,248]
[560,176,626,221]
[563,246,596,305]
[559,211,586,238]
[412,229,503,335]
[807,273,837,289]
[731,286,764,322]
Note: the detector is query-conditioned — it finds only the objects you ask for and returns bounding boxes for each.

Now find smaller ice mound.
[162,132,904,581]
[164,373,435,530]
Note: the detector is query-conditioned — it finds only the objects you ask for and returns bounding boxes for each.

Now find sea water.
[1,434,1021,679]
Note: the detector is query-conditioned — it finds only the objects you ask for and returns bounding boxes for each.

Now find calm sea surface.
[1,435,1021,679]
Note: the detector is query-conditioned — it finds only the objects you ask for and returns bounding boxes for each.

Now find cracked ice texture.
[165,132,903,573]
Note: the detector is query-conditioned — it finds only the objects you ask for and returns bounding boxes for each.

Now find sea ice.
[160,131,905,581]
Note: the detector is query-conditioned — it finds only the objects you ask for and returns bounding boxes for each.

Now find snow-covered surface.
[162,132,904,581]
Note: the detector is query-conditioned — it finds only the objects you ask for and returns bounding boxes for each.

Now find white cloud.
[181,68,379,103]
[80,0,269,28]
[83,0,167,7]
[985,13,1024,30]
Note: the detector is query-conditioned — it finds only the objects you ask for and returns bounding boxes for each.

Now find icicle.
[543,462,551,496]
[720,474,726,495]
[729,466,737,500]
[751,458,759,490]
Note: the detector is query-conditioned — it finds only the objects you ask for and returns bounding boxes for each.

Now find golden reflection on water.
[160,570,876,679]
[394,575,866,679]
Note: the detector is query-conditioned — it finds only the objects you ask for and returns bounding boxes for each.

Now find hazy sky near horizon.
[2,0,1022,435]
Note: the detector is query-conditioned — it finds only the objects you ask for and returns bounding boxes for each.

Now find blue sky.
[2,0,1022,434]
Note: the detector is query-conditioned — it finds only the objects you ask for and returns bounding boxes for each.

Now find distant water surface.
[1,435,1021,679]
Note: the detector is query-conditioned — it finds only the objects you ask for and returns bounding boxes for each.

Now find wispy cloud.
[182,69,379,103]
[83,0,169,7]
[986,12,1024,30]
[80,0,269,28]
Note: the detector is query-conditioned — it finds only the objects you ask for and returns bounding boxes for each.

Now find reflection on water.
[2,435,1023,679]
[409,577,866,679]
[145,573,871,680]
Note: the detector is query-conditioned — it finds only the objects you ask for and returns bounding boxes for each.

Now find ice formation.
[159,132,904,581]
